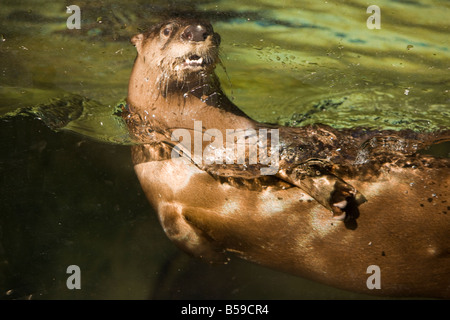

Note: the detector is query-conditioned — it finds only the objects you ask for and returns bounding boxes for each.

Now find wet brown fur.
[124,18,450,299]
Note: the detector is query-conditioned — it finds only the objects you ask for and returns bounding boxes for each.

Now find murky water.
[0,0,448,299]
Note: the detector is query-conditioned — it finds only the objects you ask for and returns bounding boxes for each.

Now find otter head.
[130,18,221,95]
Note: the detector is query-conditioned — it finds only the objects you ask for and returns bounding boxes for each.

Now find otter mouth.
[184,55,204,67]
[175,54,214,71]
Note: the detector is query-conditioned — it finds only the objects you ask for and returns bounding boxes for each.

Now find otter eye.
[162,27,171,37]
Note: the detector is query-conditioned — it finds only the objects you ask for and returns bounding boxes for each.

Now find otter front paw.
[329,180,360,220]
[279,160,366,220]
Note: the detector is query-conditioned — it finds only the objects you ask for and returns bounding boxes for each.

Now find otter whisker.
[217,57,234,101]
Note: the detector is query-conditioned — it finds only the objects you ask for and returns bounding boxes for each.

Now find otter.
[123,17,450,298]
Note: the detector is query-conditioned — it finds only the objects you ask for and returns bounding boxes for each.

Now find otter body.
[124,18,450,298]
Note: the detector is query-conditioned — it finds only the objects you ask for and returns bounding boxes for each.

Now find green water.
[0,0,448,299]
[1,0,449,139]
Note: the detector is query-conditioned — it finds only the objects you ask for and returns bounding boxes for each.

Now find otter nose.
[181,25,209,42]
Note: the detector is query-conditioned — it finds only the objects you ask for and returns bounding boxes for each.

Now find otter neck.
[127,60,256,132]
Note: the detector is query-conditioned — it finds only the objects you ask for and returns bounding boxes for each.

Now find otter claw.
[333,200,348,209]
[332,200,348,220]
[332,209,347,221]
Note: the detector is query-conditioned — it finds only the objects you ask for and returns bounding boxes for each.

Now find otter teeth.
[185,56,203,66]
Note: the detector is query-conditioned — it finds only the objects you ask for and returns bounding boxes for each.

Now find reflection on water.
[0,0,448,299]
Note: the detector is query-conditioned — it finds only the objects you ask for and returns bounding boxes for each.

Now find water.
[0,0,448,299]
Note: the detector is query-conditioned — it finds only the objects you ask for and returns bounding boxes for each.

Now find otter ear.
[131,34,144,53]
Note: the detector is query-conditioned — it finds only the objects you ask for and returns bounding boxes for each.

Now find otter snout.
[181,24,209,42]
